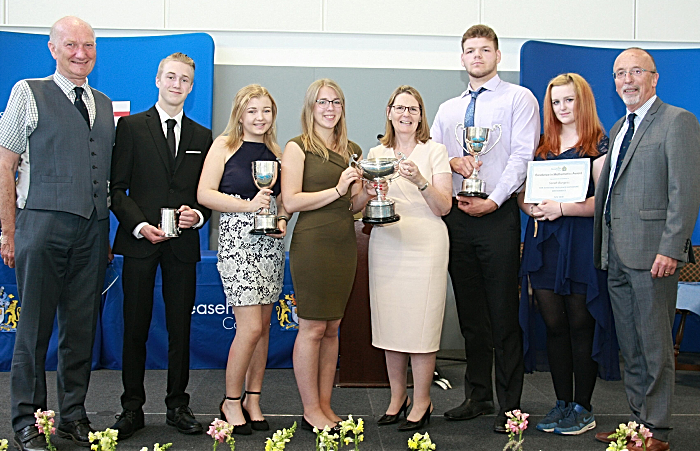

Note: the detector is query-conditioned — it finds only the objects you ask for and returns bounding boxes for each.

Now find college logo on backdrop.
[0,287,20,332]
[276,293,298,330]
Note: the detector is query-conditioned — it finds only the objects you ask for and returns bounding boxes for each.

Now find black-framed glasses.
[315,98,343,108]
[391,105,421,115]
[613,68,656,79]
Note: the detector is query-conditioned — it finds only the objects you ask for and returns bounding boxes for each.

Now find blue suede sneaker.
[536,400,567,432]
[553,402,596,435]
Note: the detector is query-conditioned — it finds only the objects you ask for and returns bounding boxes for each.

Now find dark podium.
[336,220,390,387]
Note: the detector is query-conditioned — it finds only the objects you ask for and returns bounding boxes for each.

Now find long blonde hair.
[221,84,281,157]
[300,79,352,162]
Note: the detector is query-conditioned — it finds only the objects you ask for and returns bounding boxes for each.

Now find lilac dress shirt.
[430,75,540,207]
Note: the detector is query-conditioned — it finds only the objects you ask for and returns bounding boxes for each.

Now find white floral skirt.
[217,195,284,307]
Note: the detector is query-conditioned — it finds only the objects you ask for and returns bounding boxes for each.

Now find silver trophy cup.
[160,208,180,237]
[350,153,406,224]
[250,160,281,235]
[454,124,502,198]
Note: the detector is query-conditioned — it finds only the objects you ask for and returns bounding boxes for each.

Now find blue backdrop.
[520,41,700,245]
[519,41,700,359]
[0,30,214,249]
[0,31,299,371]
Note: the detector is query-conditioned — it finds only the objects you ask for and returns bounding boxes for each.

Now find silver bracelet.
[418,181,429,191]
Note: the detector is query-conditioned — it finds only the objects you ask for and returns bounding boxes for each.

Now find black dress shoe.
[493,415,508,434]
[57,419,95,447]
[444,399,495,421]
[13,425,48,451]
[111,409,145,440]
[397,403,432,432]
[377,397,410,426]
[166,406,203,434]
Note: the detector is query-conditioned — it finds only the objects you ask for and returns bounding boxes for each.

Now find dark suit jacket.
[110,106,213,263]
[594,97,700,270]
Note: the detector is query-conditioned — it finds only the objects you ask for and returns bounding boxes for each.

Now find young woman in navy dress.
[198,84,287,434]
[518,73,618,436]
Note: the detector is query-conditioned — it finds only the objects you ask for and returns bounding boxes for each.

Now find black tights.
[535,289,598,411]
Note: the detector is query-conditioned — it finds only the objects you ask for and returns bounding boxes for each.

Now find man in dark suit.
[0,16,113,451]
[109,52,212,439]
[593,48,700,451]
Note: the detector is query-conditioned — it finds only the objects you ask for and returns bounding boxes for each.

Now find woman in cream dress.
[368,86,452,431]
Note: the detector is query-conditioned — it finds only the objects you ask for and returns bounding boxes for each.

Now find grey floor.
[1,359,699,451]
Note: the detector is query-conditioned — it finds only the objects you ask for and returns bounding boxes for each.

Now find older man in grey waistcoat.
[0,16,114,451]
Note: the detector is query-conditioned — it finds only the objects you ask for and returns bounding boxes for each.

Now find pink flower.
[507,420,519,434]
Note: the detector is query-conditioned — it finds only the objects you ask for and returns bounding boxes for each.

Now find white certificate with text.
[524,159,590,204]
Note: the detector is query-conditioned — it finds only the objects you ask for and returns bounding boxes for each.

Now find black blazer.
[110,106,213,262]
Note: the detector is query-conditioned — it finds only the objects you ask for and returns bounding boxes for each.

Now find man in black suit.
[109,52,212,438]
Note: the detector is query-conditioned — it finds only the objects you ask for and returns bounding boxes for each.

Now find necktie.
[166,119,177,158]
[463,88,486,156]
[74,87,90,128]
[463,87,486,128]
[604,113,637,226]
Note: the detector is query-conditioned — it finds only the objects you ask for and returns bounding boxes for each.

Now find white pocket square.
[185,150,201,154]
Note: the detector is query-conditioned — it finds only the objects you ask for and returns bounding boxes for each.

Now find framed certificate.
[524,159,590,204]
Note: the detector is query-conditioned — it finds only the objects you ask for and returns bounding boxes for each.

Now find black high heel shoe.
[241,391,270,431]
[219,395,252,435]
[397,403,432,432]
[377,397,410,426]
[300,417,340,434]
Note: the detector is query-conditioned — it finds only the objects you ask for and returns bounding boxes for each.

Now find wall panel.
[637,0,700,41]
[483,0,634,40]
[6,0,163,29]
[167,0,322,32]
[325,0,479,36]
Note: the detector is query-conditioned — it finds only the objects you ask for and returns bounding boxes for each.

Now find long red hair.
[536,73,604,159]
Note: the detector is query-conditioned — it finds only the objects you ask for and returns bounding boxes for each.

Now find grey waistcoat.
[25,77,114,220]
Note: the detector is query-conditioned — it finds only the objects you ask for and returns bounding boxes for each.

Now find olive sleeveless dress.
[288,136,361,320]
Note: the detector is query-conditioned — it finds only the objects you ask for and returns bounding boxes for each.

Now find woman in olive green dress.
[281,79,375,432]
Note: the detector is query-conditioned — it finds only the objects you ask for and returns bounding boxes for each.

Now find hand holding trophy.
[454,124,502,198]
[250,160,281,235]
[350,152,406,224]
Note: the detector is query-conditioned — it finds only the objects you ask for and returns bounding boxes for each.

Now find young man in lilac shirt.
[430,24,539,433]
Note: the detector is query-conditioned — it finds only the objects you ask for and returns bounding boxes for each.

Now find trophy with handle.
[250,160,281,235]
[159,208,180,237]
[454,124,502,198]
[350,152,406,224]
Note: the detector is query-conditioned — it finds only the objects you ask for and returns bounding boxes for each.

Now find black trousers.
[442,198,524,414]
[120,242,196,411]
[11,209,109,431]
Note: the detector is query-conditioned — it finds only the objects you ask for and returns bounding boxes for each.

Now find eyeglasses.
[613,68,656,80]
[391,105,421,115]
[315,99,343,108]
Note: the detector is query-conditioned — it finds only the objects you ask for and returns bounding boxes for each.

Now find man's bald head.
[49,16,95,45]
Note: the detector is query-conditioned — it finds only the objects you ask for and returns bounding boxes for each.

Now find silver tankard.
[159,208,180,237]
